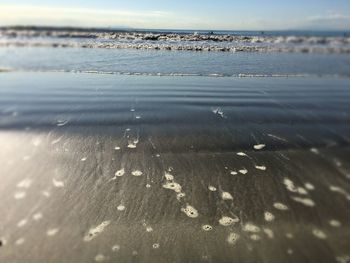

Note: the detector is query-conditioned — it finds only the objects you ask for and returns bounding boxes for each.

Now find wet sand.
[0,73,349,262]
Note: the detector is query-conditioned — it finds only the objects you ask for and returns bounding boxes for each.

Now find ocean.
[0,28,349,263]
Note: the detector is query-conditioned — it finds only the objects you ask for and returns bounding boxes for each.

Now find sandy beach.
[0,72,349,262]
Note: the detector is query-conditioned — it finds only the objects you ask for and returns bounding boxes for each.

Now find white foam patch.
[202,225,213,231]
[227,232,240,245]
[14,191,26,199]
[250,234,261,241]
[15,238,25,245]
[117,204,125,211]
[112,244,120,252]
[292,196,315,207]
[163,182,182,193]
[95,254,105,262]
[329,220,342,227]
[273,202,289,210]
[152,243,160,249]
[164,173,174,181]
[230,171,238,175]
[176,192,186,200]
[237,152,247,156]
[243,223,261,233]
[52,178,64,188]
[212,107,225,118]
[239,169,248,175]
[264,212,275,222]
[312,229,327,239]
[255,165,266,171]
[263,228,274,239]
[310,148,320,154]
[305,183,315,190]
[132,170,143,176]
[17,179,32,189]
[81,157,87,162]
[127,143,137,148]
[283,178,308,195]
[286,233,294,239]
[17,219,27,228]
[115,168,125,177]
[181,205,199,218]
[83,221,111,242]
[222,191,233,200]
[42,191,51,197]
[208,185,217,191]
[254,144,266,150]
[146,184,151,188]
[219,216,239,226]
[47,228,59,236]
[33,213,43,221]
[114,146,121,150]
[146,226,153,232]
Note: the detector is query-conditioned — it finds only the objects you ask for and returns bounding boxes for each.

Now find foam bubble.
[264,212,275,222]
[292,197,315,207]
[254,144,266,150]
[202,225,213,231]
[95,254,105,262]
[33,213,43,221]
[117,204,126,211]
[81,157,87,161]
[237,152,247,157]
[329,220,342,227]
[14,191,26,199]
[255,165,266,171]
[263,228,274,239]
[222,191,233,200]
[146,184,151,188]
[152,243,160,249]
[165,173,174,181]
[112,244,120,251]
[17,179,32,189]
[47,228,59,236]
[132,170,143,176]
[127,143,137,148]
[250,234,261,241]
[227,232,240,245]
[208,185,217,191]
[286,233,294,239]
[219,216,239,226]
[83,221,111,242]
[305,183,315,190]
[52,178,64,188]
[181,205,199,218]
[163,182,182,193]
[146,226,153,232]
[312,229,327,239]
[243,223,261,233]
[239,169,248,175]
[114,146,121,150]
[176,192,186,199]
[15,238,25,245]
[273,202,289,210]
[230,171,238,175]
[17,219,27,228]
[115,168,125,177]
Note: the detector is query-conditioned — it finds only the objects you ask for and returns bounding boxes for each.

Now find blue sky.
[0,0,349,30]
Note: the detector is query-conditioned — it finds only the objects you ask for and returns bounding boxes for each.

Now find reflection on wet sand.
[0,73,349,262]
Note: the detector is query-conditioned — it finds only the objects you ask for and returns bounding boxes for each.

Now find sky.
[0,0,350,30]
